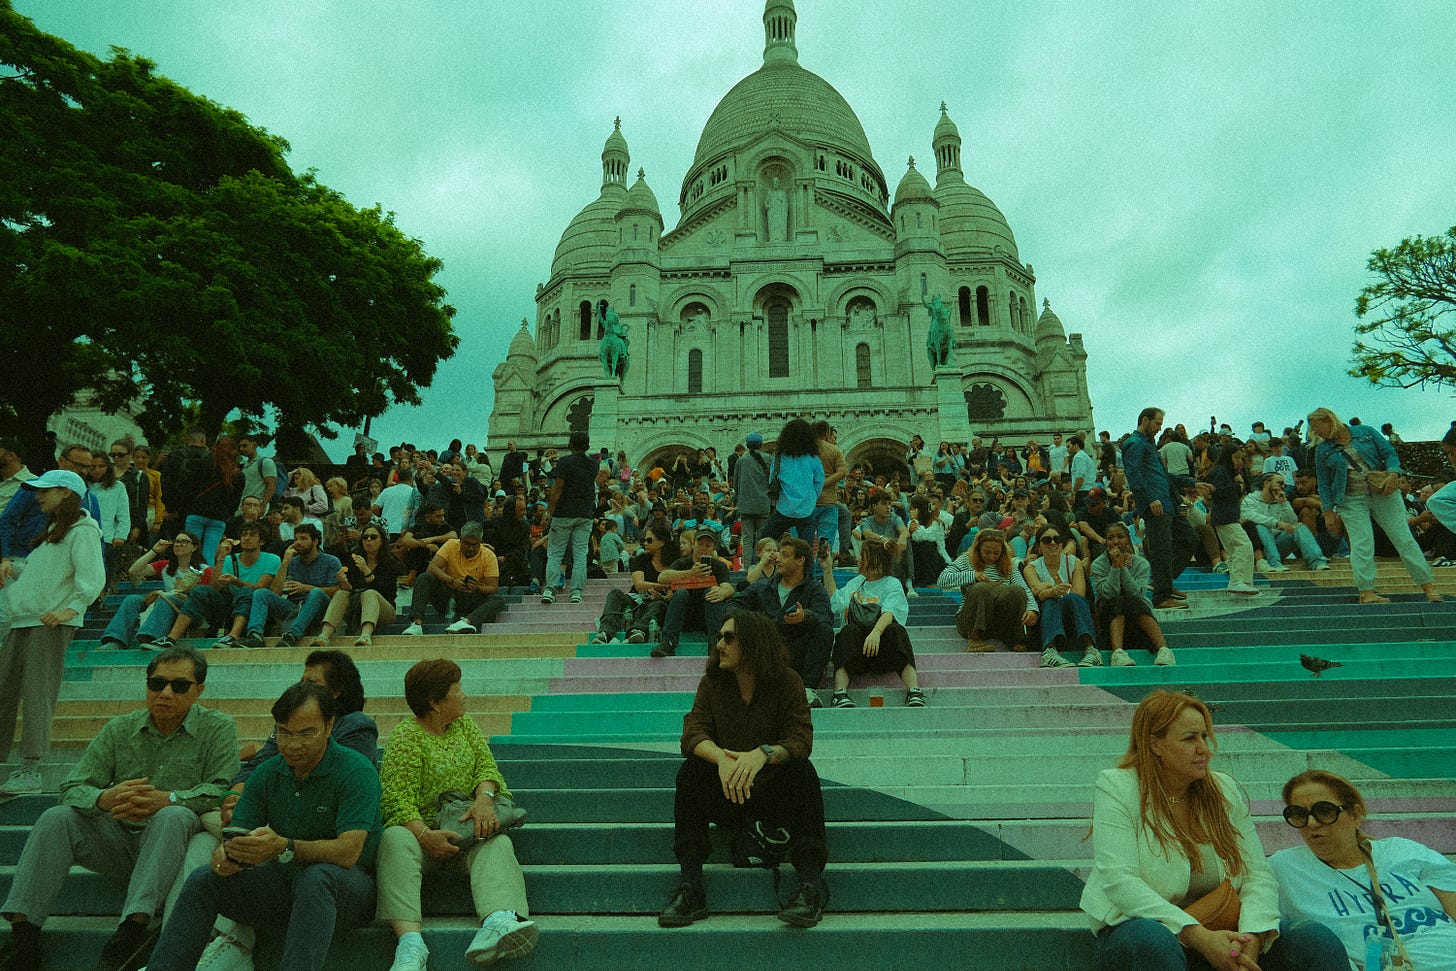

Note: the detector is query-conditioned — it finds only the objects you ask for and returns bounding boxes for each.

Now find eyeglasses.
[275,726,323,745]
[1282,801,1353,828]
[1040,536,1062,544]
[146,676,198,693]
[172,539,195,546]
[109,451,129,458]
[717,630,737,644]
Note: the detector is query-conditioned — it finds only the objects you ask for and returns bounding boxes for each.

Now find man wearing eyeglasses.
[0,646,237,971]
[147,681,382,971]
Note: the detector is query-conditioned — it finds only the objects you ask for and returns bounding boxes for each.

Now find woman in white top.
[818,535,923,708]
[1082,691,1346,971]
[87,449,131,588]
[1023,523,1098,670]
[1271,769,1456,971]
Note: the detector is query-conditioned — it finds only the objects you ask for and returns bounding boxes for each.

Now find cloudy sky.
[18,0,1456,457]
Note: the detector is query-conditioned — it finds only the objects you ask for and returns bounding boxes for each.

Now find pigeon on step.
[1300,654,1343,678]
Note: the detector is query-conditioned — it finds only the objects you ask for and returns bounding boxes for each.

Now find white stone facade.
[489,0,1093,473]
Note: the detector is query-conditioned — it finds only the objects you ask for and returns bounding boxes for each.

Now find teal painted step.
[0,860,1088,917]
[32,914,1095,971]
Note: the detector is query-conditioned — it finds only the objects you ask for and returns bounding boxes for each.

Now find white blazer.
[1080,767,1281,937]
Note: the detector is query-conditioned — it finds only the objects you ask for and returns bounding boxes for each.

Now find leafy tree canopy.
[1350,225,1456,393]
[0,1,457,462]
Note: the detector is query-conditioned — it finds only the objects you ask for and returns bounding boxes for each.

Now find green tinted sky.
[17,0,1456,455]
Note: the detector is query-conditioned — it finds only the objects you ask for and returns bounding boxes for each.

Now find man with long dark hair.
[658,611,829,929]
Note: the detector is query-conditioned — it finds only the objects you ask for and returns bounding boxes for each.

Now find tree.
[0,2,457,464]
[1350,225,1456,392]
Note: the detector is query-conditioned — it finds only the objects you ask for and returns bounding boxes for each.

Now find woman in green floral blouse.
[375,658,537,970]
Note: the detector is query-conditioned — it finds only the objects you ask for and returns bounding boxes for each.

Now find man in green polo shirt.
[0,646,237,971]
[145,681,381,971]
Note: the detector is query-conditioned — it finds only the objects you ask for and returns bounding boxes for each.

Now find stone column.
[933,364,968,444]
[589,379,621,451]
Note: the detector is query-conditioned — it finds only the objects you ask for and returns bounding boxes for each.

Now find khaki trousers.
[374,824,529,924]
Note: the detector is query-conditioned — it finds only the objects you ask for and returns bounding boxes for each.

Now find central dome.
[690,61,878,172]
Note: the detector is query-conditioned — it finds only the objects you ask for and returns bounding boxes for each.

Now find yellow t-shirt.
[439,539,498,582]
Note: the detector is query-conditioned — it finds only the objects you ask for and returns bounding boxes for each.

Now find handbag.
[433,790,527,851]
[847,595,882,630]
[1366,470,1399,496]
[1184,877,1241,932]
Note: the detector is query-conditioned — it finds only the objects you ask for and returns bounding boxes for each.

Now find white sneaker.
[1039,647,1073,669]
[1226,582,1260,595]
[0,768,43,798]
[1255,559,1274,573]
[1077,647,1103,667]
[466,910,539,965]
[1154,647,1177,666]
[1110,648,1136,667]
[906,588,920,598]
[1312,562,1332,572]
[388,937,430,971]
[569,590,583,603]
[446,618,477,634]
[402,622,424,636]
[196,931,255,971]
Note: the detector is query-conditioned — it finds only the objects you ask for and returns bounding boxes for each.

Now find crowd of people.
[0,405,1452,967]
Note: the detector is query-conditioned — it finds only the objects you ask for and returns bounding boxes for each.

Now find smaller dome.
[893,156,934,206]
[603,116,628,158]
[622,169,662,218]
[1035,298,1066,342]
[507,319,537,361]
[933,101,960,142]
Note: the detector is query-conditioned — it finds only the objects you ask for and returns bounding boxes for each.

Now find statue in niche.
[685,309,710,333]
[567,395,594,433]
[847,302,876,331]
[597,300,630,381]
[763,176,788,241]
[923,294,953,368]
[965,384,1007,422]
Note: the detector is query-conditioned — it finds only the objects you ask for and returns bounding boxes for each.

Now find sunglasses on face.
[1040,536,1062,544]
[716,630,737,644]
[1282,801,1352,828]
[146,676,197,694]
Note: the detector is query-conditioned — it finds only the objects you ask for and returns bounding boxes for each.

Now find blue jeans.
[183,514,227,564]
[101,593,181,646]
[1039,593,1095,650]
[246,588,329,638]
[1092,917,1347,971]
[179,584,256,628]
[147,861,375,971]
[813,506,839,553]
[1254,523,1327,568]
[657,589,726,654]
[544,516,592,595]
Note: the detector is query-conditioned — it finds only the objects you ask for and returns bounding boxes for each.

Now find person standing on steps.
[658,611,829,930]
[1122,407,1196,611]
[539,431,605,606]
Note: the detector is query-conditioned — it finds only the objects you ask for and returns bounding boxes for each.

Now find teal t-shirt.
[233,738,382,871]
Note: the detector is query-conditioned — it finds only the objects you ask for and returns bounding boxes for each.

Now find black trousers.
[672,756,827,877]
[782,624,834,689]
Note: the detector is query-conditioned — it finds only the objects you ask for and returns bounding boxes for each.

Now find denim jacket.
[1314,423,1400,510]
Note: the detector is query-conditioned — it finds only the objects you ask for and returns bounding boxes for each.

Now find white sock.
[397,931,425,950]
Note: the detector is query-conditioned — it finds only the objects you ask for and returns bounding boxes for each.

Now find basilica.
[488,0,1094,473]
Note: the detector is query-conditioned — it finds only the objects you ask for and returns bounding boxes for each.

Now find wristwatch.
[759,743,775,762]
[278,838,295,864]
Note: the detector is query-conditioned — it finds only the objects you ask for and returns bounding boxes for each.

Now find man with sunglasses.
[0,646,237,971]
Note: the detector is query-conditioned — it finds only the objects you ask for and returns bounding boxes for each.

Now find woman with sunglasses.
[313,525,402,647]
[1023,523,1098,669]
[659,611,828,929]
[99,530,211,650]
[1082,691,1345,971]
[1271,770,1456,970]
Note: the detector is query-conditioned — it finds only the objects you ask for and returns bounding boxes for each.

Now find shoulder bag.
[434,789,528,851]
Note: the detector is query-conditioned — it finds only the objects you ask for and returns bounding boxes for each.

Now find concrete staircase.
[4,558,1455,970]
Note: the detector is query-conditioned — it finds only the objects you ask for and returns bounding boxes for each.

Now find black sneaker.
[94,918,157,971]
[277,631,300,648]
[657,881,707,928]
[777,876,829,927]
[905,689,926,707]
[239,632,266,649]
[649,642,675,658]
[831,691,854,709]
[625,629,645,644]
[0,921,41,971]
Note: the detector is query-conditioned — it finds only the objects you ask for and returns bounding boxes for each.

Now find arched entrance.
[846,437,910,482]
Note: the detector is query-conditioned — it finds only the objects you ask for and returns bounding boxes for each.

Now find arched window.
[767,299,790,377]
[958,287,972,327]
[579,301,593,341]
[632,223,639,241]
[855,343,872,389]
[1009,290,1018,329]
[976,286,990,327]
[629,284,637,307]
[688,349,703,393]
[920,273,928,298]
[1019,296,1028,332]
